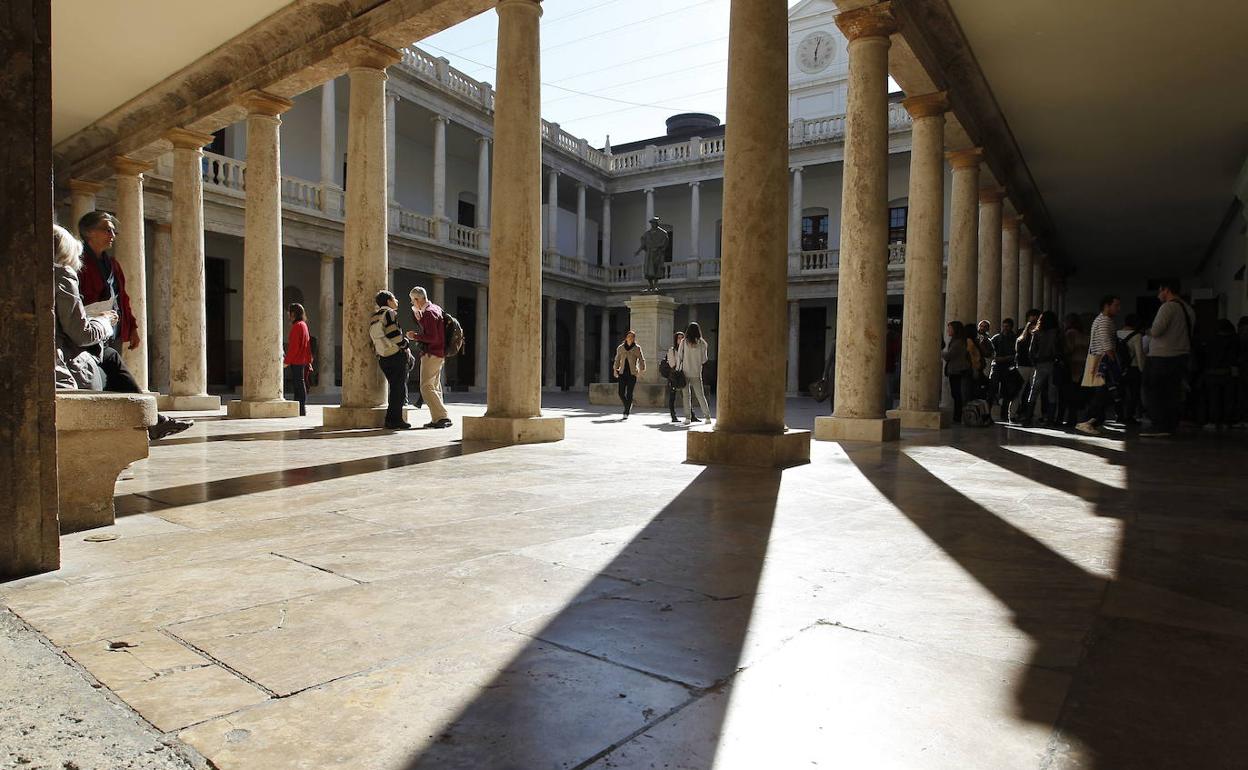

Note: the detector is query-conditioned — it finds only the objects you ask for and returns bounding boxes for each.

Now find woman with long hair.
[284,303,313,416]
[942,320,971,423]
[678,322,712,425]
[612,330,645,419]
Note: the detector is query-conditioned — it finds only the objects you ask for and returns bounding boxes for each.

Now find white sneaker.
[682,418,691,425]
[1075,420,1100,435]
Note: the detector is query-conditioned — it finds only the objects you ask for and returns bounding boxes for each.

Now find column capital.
[978,187,1005,204]
[835,2,897,41]
[1002,213,1019,231]
[643,187,654,194]
[165,127,215,150]
[548,169,559,178]
[602,193,613,203]
[320,253,337,264]
[431,114,449,126]
[153,220,172,233]
[109,156,152,177]
[335,37,402,70]
[497,0,543,18]
[790,166,804,175]
[68,178,105,195]
[689,180,701,188]
[477,135,492,146]
[945,147,983,169]
[901,91,949,119]
[576,181,586,190]
[239,89,294,117]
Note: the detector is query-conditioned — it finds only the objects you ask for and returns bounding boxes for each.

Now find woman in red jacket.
[284,303,314,416]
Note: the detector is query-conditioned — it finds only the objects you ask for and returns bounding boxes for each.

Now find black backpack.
[443,313,465,358]
[1115,330,1140,370]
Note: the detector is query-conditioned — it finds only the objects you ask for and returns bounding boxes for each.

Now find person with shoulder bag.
[678,322,712,425]
[662,331,700,423]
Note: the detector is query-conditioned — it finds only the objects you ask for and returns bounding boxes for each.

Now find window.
[801,208,829,251]
[458,193,477,227]
[888,206,908,243]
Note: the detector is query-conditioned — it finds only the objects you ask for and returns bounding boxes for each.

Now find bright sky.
[420,0,807,148]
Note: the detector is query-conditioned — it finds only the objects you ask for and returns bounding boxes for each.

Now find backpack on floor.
[962,399,993,427]
[443,313,465,358]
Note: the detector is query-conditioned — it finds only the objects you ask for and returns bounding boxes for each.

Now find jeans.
[286,364,308,416]
[420,354,448,422]
[1028,363,1056,422]
[377,351,411,425]
[1145,355,1187,433]
[684,376,711,421]
[618,370,636,413]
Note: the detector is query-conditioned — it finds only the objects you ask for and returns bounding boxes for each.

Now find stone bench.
[55,392,157,533]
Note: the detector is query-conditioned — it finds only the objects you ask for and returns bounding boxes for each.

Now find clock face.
[796,31,835,74]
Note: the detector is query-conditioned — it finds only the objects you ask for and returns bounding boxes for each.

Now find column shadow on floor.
[155,427,399,446]
[402,466,783,770]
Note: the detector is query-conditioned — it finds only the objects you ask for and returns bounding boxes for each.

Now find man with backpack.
[406,286,454,429]
[370,290,415,430]
[1116,314,1146,425]
[1142,281,1194,437]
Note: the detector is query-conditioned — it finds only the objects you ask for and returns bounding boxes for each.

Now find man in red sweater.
[77,211,140,351]
[405,286,451,429]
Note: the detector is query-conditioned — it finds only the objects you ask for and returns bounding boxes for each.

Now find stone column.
[789,167,804,254]
[385,91,398,203]
[945,148,981,327]
[432,115,449,241]
[473,284,488,391]
[644,187,655,224]
[111,157,153,391]
[1000,212,1020,326]
[323,38,404,428]
[598,309,610,383]
[575,182,587,261]
[431,275,447,308]
[463,0,564,444]
[315,254,337,393]
[320,81,336,185]
[688,0,811,466]
[1019,234,1034,320]
[786,299,800,395]
[149,222,173,395]
[228,91,300,418]
[601,195,612,265]
[546,169,559,254]
[815,4,900,444]
[543,295,558,390]
[477,136,491,250]
[573,302,586,389]
[689,182,701,259]
[68,179,103,230]
[1032,252,1044,311]
[977,188,1004,328]
[161,128,221,411]
[891,92,950,430]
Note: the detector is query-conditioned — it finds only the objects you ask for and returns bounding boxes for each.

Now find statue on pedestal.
[634,216,670,293]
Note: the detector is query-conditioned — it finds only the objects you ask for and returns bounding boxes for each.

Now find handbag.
[670,343,688,388]
[659,356,673,380]
[670,370,687,389]
[809,378,831,402]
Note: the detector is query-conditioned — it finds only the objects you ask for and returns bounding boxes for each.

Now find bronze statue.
[634,216,669,293]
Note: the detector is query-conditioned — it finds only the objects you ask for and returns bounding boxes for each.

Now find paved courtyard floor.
[3,394,1247,769]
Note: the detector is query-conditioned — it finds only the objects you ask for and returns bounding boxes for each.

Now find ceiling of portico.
[52,0,295,144]
[944,0,1248,283]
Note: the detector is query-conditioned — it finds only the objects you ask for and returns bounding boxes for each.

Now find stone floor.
[4,393,1248,769]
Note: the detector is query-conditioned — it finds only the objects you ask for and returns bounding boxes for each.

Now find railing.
[399,47,494,110]
[799,249,839,272]
[397,210,436,239]
[281,178,321,211]
[450,223,480,250]
[541,121,611,170]
[203,154,244,192]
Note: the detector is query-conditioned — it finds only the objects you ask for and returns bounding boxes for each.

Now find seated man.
[53,224,191,441]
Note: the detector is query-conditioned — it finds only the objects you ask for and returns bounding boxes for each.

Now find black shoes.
[148,414,193,441]
[385,420,413,430]
[423,418,453,429]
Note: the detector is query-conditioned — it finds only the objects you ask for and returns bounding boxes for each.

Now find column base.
[588,382,668,407]
[462,415,565,445]
[156,394,222,411]
[814,415,901,442]
[226,399,301,419]
[321,405,416,429]
[886,408,950,430]
[686,427,811,468]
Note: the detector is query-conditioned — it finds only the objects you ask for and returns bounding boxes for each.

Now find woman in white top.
[678,322,712,424]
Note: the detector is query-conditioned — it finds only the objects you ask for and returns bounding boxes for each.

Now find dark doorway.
[458,200,476,228]
[206,257,230,387]
[556,318,571,390]
[798,307,828,390]
[456,295,477,389]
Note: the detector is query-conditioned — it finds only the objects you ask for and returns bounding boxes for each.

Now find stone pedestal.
[226,399,300,419]
[55,392,156,533]
[887,408,951,430]
[625,294,676,385]
[157,394,223,411]
[815,415,900,442]
[461,416,564,444]
[687,427,811,469]
[323,405,415,429]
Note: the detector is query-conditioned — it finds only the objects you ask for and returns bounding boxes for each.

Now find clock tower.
[788,0,850,120]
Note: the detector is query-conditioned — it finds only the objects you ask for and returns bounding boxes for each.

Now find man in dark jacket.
[77,211,140,352]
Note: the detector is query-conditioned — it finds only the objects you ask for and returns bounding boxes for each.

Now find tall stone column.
[786,300,800,395]
[546,169,559,254]
[644,188,655,224]
[432,115,448,241]
[977,188,1004,328]
[463,0,563,443]
[573,302,586,389]
[1032,252,1044,311]
[815,4,900,444]
[477,136,491,251]
[543,295,558,390]
[1019,235,1034,320]
[385,91,398,203]
[228,91,300,419]
[789,167,804,253]
[575,182,587,261]
[323,38,404,428]
[68,179,103,230]
[111,157,152,391]
[1000,212,1020,325]
[598,309,610,383]
[688,0,810,466]
[315,254,337,393]
[601,195,612,265]
[473,284,488,391]
[320,81,336,185]
[689,182,701,259]
[149,222,173,395]
[891,92,949,429]
[431,275,447,308]
[161,128,220,411]
[945,148,981,327]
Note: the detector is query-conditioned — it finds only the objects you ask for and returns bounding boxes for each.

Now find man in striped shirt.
[1075,295,1121,435]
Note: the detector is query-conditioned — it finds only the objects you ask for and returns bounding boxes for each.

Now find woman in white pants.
[679,322,712,424]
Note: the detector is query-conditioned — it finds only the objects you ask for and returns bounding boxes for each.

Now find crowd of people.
[612,323,715,424]
[941,281,1248,437]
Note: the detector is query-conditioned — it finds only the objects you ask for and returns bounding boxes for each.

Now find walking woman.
[679,322,712,425]
[284,303,313,416]
[942,321,971,423]
[613,330,645,419]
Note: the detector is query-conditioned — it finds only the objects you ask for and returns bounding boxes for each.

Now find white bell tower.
[788,0,850,120]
